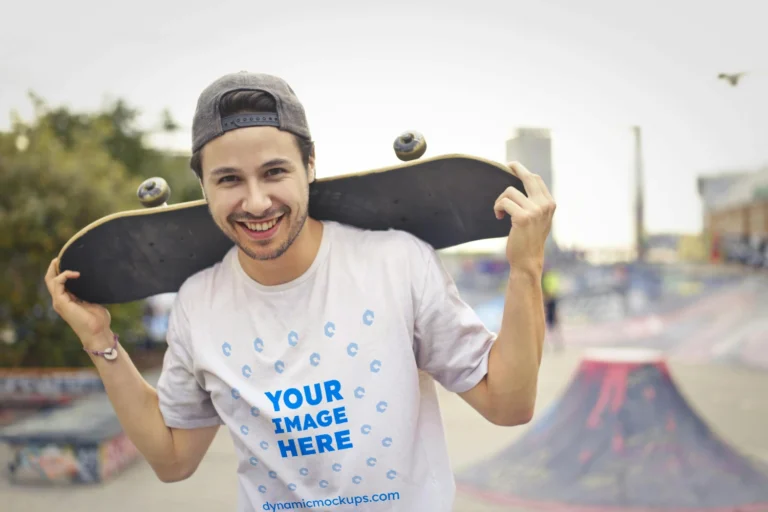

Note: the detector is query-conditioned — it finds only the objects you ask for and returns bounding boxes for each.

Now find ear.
[307,151,316,184]
[199,178,207,200]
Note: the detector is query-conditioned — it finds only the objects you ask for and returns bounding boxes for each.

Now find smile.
[237,214,284,239]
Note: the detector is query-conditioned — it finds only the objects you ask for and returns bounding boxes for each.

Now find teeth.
[244,216,280,232]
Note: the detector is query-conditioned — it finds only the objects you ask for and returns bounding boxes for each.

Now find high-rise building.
[505,128,558,253]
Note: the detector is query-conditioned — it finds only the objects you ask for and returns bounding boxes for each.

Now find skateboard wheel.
[137,177,171,207]
[393,131,426,161]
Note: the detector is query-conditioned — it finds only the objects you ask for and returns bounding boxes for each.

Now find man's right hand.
[45,258,113,349]
[44,258,218,482]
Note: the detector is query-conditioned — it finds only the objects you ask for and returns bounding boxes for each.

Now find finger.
[494,197,527,221]
[44,259,58,295]
[508,161,543,198]
[534,173,555,204]
[52,270,81,301]
[495,185,537,211]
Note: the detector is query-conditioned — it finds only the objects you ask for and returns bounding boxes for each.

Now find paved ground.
[3,346,768,511]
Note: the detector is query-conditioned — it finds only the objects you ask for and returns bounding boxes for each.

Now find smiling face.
[199,125,315,261]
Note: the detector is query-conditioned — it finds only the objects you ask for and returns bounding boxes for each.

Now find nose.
[241,180,272,215]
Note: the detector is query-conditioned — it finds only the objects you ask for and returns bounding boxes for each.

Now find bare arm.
[46,259,217,482]
[459,269,543,425]
[459,161,555,426]
[86,332,218,481]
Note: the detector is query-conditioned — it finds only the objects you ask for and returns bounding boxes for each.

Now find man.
[45,71,555,511]
[542,266,564,351]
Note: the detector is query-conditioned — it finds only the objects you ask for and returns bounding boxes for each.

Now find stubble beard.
[207,182,312,263]
[238,205,309,261]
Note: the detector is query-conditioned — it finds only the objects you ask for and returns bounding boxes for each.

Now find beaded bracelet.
[84,333,119,361]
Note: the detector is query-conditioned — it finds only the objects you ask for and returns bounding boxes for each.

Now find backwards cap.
[191,71,311,153]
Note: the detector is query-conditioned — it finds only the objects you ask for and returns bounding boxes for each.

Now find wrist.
[83,331,117,352]
[508,265,542,283]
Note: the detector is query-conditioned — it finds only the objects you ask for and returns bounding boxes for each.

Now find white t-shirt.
[156,221,496,511]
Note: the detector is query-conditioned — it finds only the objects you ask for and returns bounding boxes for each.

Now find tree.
[0,93,199,367]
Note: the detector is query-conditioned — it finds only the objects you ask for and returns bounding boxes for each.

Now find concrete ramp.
[455,348,768,511]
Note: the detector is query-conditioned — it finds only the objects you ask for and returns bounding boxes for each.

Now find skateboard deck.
[57,154,524,304]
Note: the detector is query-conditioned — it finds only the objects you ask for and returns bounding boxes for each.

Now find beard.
[214,202,309,262]
[240,206,308,261]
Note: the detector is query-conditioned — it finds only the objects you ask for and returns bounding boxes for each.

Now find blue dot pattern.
[223,308,398,497]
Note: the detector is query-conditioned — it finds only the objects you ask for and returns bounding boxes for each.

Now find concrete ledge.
[0,392,140,484]
[0,368,104,408]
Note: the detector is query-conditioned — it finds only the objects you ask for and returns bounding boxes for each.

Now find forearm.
[485,268,545,422]
[84,333,183,479]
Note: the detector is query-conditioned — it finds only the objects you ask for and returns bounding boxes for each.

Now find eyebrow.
[209,158,293,178]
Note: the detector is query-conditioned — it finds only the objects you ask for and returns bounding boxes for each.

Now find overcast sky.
[2,0,766,251]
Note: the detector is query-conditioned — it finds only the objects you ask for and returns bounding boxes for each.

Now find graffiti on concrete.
[9,433,139,484]
[0,369,104,405]
[100,433,140,481]
[10,443,100,483]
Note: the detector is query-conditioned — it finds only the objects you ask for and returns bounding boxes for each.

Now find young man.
[45,71,555,511]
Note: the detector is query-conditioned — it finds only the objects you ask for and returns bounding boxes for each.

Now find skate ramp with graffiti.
[455,348,768,511]
[0,373,161,484]
[466,261,768,369]
[559,273,768,369]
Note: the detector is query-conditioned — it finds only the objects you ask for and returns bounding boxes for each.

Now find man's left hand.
[493,161,556,273]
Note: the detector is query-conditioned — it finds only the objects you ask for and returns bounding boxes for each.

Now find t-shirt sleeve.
[156,297,223,429]
[412,241,497,393]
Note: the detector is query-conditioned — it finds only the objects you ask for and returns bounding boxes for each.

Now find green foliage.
[0,93,198,367]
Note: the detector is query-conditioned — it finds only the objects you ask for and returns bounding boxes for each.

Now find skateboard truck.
[393,131,427,161]
[137,177,171,208]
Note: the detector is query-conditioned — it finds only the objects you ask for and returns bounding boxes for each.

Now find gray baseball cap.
[191,71,311,153]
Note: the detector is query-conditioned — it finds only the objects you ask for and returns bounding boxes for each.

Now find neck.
[237,218,324,286]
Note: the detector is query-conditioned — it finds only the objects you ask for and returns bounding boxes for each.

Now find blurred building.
[698,166,768,266]
[506,128,559,255]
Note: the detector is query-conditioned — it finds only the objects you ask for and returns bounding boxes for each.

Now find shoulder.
[327,221,436,267]
[172,246,238,316]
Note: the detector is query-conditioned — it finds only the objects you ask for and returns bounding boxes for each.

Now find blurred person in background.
[542,265,564,351]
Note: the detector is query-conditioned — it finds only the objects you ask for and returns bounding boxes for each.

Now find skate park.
[2,257,768,512]
[3,3,768,511]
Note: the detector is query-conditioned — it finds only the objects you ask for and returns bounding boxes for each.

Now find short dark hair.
[189,90,314,179]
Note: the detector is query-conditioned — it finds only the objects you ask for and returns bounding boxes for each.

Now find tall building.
[505,128,558,253]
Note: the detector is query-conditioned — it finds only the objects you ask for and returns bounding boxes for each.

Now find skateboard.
[57,133,525,304]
